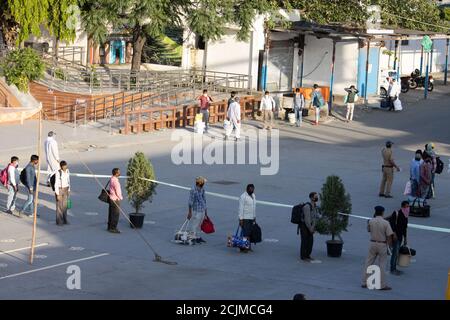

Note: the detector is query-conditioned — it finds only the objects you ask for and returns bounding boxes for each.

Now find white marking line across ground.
[5,170,449,234]
[0,243,49,255]
[0,253,110,280]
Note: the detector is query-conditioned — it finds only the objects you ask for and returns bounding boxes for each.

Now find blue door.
[357,46,380,96]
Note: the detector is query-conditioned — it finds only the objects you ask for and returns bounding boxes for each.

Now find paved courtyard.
[0,87,449,300]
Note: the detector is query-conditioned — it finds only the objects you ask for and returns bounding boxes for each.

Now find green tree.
[0,47,45,91]
[78,0,109,64]
[5,0,49,45]
[315,175,352,241]
[126,152,157,214]
[47,0,78,57]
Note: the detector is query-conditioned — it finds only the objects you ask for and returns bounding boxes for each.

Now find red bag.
[201,215,215,234]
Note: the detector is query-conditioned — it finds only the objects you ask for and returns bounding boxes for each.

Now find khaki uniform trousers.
[379,167,394,196]
[362,242,388,288]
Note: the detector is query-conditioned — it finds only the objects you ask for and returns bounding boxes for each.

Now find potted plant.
[315,175,352,258]
[126,152,157,228]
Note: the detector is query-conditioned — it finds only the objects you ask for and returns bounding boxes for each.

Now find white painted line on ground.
[85,212,99,216]
[0,243,49,255]
[69,246,85,251]
[263,239,279,243]
[34,255,47,259]
[144,221,156,225]
[0,253,110,281]
[10,170,449,235]
[0,239,16,243]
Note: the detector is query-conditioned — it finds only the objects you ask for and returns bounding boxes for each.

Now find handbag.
[201,214,215,234]
[67,198,72,209]
[174,220,195,245]
[403,180,412,195]
[98,180,110,203]
[409,198,430,217]
[250,222,262,244]
[227,226,250,249]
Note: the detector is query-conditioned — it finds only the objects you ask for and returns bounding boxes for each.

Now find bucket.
[398,253,411,267]
[288,113,296,124]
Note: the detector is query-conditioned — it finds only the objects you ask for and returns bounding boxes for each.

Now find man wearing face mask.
[409,150,423,198]
[6,156,20,215]
[300,192,320,262]
[238,184,256,253]
[388,201,409,275]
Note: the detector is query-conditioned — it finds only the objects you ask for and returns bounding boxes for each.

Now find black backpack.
[291,203,311,225]
[20,168,28,186]
[435,157,444,174]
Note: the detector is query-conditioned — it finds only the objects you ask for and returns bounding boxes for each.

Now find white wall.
[301,36,359,94]
[205,17,265,90]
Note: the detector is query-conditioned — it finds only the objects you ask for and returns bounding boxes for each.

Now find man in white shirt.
[238,184,256,252]
[259,91,275,130]
[225,96,241,141]
[54,160,71,226]
[6,156,20,214]
[45,131,60,186]
[387,78,400,111]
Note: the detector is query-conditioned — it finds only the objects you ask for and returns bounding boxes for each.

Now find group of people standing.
[409,143,439,199]
[3,131,124,234]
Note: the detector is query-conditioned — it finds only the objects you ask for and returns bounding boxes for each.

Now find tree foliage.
[6,0,49,44]
[47,0,77,44]
[0,47,45,91]
[126,152,157,214]
[289,0,447,32]
[315,175,352,241]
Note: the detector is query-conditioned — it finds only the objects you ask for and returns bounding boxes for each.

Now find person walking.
[300,192,320,262]
[311,84,325,125]
[409,150,423,198]
[187,176,208,244]
[419,153,433,199]
[20,155,39,217]
[379,141,400,198]
[344,85,359,122]
[387,78,400,111]
[107,168,123,234]
[197,89,213,133]
[293,88,305,127]
[54,161,71,226]
[44,131,60,186]
[388,201,409,275]
[361,206,395,291]
[238,184,256,253]
[225,96,241,141]
[5,156,20,215]
[259,91,275,130]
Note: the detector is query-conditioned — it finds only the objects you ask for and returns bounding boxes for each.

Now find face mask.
[415,156,421,161]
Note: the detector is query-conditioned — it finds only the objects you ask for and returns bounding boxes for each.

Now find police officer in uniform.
[379,141,400,198]
[361,206,395,290]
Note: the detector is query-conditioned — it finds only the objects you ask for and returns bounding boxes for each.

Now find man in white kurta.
[44,131,60,185]
[225,97,241,141]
